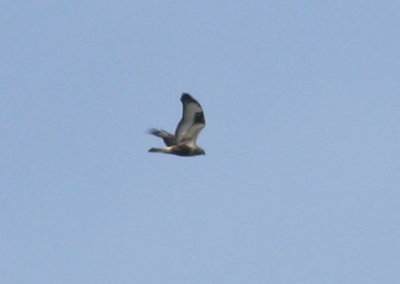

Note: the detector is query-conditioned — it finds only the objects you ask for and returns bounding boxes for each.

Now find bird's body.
[148,93,206,157]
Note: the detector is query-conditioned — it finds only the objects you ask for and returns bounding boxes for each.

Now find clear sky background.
[1,1,399,283]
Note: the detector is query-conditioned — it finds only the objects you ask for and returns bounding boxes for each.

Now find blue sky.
[1,1,399,283]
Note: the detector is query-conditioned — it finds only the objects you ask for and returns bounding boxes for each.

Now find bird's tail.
[148,147,166,153]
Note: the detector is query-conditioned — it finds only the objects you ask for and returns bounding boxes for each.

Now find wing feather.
[175,93,206,145]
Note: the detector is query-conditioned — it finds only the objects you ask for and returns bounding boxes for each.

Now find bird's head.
[193,147,206,156]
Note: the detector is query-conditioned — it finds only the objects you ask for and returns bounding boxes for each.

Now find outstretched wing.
[148,128,176,146]
[175,93,206,146]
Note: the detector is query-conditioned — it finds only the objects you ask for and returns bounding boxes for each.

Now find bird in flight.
[148,93,206,156]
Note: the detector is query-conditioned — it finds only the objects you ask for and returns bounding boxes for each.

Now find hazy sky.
[1,1,399,283]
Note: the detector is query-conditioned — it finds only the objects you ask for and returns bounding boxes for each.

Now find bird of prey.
[148,93,206,156]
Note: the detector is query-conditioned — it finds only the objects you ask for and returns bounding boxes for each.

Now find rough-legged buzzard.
[148,93,206,156]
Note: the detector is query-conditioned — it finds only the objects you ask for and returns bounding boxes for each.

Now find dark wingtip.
[147,128,158,135]
[181,93,196,103]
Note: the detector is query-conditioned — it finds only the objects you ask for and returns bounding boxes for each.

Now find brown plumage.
[148,93,206,157]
